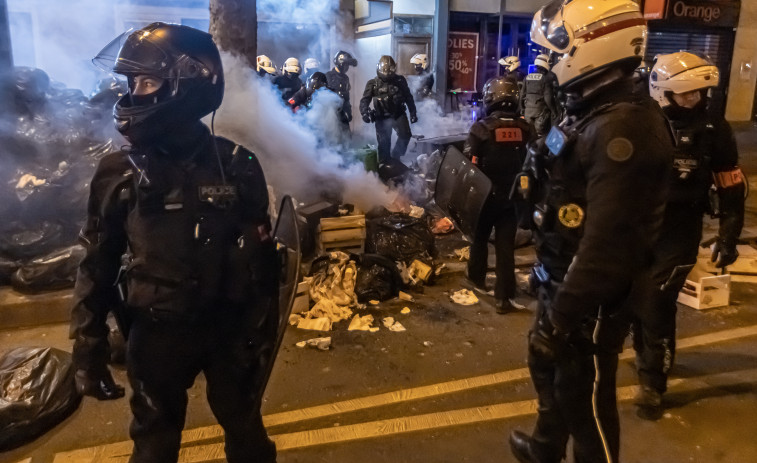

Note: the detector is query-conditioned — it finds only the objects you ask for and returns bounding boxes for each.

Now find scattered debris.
[450,289,479,305]
[401,307,411,314]
[398,291,414,302]
[296,337,332,350]
[296,317,333,331]
[382,317,406,332]
[348,314,378,332]
[409,260,433,283]
[423,341,433,347]
[454,246,470,261]
[431,217,454,234]
[369,300,380,305]
[408,205,425,218]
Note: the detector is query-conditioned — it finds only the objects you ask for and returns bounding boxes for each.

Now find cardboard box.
[291,280,311,314]
[677,266,730,310]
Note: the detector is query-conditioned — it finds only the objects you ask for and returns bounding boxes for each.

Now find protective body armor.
[325,69,352,122]
[360,75,417,120]
[124,139,273,321]
[521,70,558,135]
[464,112,530,196]
[272,74,303,102]
[523,91,672,282]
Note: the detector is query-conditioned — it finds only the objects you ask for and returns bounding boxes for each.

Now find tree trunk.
[209,0,257,68]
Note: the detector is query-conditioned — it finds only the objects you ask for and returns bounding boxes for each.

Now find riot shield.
[434,146,492,241]
[261,195,301,391]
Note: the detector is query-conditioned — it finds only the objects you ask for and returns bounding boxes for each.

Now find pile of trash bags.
[0,347,81,451]
[0,67,123,292]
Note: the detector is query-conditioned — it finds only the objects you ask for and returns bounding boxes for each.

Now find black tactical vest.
[667,117,714,205]
[123,138,271,321]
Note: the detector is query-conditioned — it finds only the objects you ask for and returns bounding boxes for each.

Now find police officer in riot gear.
[508,1,673,462]
[360,55,418,167]
[326,50,358,130]
[302,57,320,82]
[464,77,531,314]
[256,54,277,79]
[72,23,279,462]
[499,56,526,83]
[288,71,328,111]
[410,53,434,99]
[631,51,745,421]
[273,57,303,102]
[520,54,560,137]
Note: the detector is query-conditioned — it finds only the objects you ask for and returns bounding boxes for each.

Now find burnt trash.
[365,209,436,264]
[353,253,403,302]
[11,245,85,294]
[0,347,81,451]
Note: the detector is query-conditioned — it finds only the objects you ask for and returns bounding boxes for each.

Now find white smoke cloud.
[213,53,398,212]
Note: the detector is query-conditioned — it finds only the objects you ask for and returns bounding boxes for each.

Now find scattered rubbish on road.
[454,246,470,261]
[401,307,411,314]
[382,317,406,332]
[409,205,425,218]
[398,291,414,302]
[295,337,332,351]
[451,289,479,305]
[348,314,378,332]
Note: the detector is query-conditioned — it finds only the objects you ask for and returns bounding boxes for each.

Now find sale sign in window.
[447,31,479,93]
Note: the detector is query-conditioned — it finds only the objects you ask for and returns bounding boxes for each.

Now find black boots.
[75,369,125,400]
[509,431,561,463]
[635,386,664,421]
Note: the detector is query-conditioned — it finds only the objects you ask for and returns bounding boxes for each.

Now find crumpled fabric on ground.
[303,252,359,326]
[348,314,378,332]
[450,289,479,305]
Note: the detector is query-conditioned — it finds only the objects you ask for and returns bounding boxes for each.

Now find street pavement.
[1,123,757,463]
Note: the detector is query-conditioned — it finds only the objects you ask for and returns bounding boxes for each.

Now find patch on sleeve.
[606,137,634,162]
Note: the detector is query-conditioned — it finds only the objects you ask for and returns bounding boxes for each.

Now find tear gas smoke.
[213,54,397,212]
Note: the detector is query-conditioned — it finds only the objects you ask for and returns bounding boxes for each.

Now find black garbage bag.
[0,256,21,285]
[365,212,436,264]
[11,245,85,293]
[0,221,67,260]
[0,347,81,451]
[353,253,403,302]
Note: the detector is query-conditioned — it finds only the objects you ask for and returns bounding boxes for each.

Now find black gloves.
[528,317,569,361]
[711,238,739,268]
[410,114,418,124]
[362,113,371,124]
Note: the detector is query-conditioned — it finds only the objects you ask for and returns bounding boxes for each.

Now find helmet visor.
[94,29,210,82]
[531,0,573,53]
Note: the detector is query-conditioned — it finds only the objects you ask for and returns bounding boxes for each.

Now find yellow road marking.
[53,367,757,462]
[51,324,757,462]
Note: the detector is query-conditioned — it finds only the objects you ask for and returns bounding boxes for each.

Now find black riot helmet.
[306,71,327,93]
[333,50,358,73]
[93,22,224,146]
[482,76,519,116]
[376,55,396,81]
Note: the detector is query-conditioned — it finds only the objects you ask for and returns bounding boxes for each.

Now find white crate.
[677,266,730,310]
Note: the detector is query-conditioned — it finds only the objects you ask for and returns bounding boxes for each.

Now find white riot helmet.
[498,56,521,72]
[256,55,276,75]
[530,0,646,90]
[282,57,302,76]
[649,51,719,107]
[534,54,550,71]
[303,57,320,74]
[410,53,429,71]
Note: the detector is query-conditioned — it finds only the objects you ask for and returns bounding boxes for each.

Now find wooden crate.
[677,266,730,310]
[317,215,366,254]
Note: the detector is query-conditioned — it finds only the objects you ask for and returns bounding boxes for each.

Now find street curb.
[0,287,73,330]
